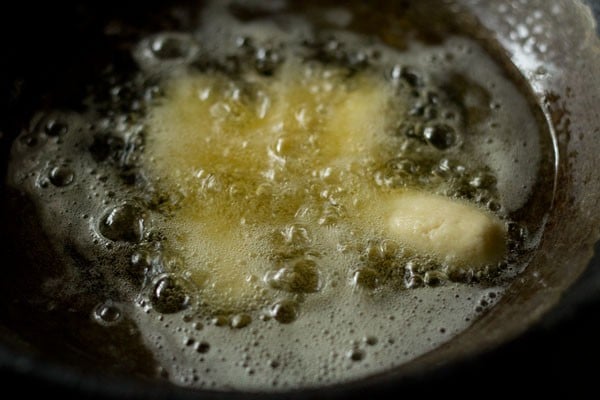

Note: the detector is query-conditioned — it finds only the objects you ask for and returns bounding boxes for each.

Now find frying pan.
[1,0,600,397]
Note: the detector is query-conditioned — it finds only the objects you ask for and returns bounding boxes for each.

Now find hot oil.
[3,0,554,391]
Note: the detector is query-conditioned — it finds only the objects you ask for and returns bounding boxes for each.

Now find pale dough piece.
[385,190,506,267]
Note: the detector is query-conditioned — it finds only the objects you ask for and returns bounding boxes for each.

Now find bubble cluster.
[151,274,191,314]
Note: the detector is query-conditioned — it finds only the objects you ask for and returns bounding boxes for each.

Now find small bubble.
[423,124,457,150]
[20,134,37,147]
[424,270,446,286]
[157,366,169,379]
[487,200,501,212]
[348,50,369,69]
[444,110,457,120]
[196,342,210,354]
[99,204,145,242]
[93,302,121,325]
[49,166,74,187]
[45,120,68,137]
[352,267,381,290]
[364,336,378,346]
[145,85,163,102]
[212,315,229,327]
[38,178,49,188]
[469,171,496,189]
[347,349,365,362]
[390,65,402,82]
[279,224,311,247]
[255,47,282,75]
[235,36,252,48]
[405,274,423,289]
[151,275,191,314]
[270,300,298,324]
[151,35,193,60]
[193,322,204,331]
[490,101,502,110]
[266,259,320,293]
[400,67,422,87]
[230,314,252,329]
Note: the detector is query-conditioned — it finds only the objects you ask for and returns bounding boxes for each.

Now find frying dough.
[144,58,506,310]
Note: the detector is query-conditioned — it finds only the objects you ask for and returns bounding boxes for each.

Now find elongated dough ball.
[385,191,506,268]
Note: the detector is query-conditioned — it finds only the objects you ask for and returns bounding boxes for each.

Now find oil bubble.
[134,33,198,71]
[196,341,210,353]
[212,316,229,327]
[230,314,252,329]
[151,34,195,60]
[19,134,37,147]
[255,47,282,76]
[49,166,74,187]
[270,300,298,324]
[352,267,381,290]
[423,124,457,150]
[193,322,204,331]
[469,171,497,189]
[389,64,403,82]
[99,204,145,242]
[45,120,68,137]
[347,349,365,362]
[266,259,320,293]
[399,67,422,88]
[364,336,378,346]
[151,274,191,314]
[423,270,447,286]
[93,302,122,325]
[405,274,424,289]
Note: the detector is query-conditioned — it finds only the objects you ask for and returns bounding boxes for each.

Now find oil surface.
[3,0,552,391]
